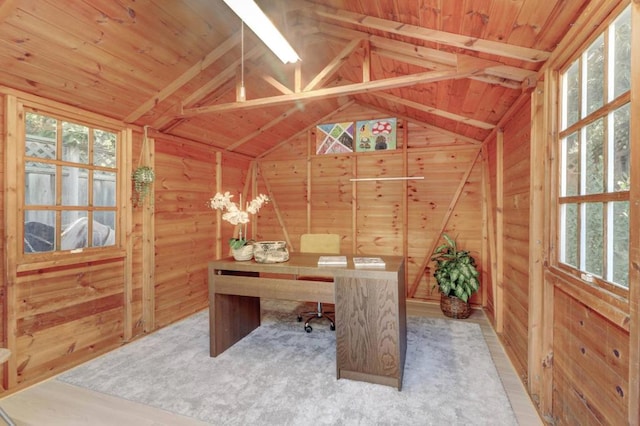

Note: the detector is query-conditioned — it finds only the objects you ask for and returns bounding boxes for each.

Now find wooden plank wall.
[407,146,483,300]
[496,100,532,381]
[0,88,255,392]
[220,154,253,253]
[0,91,136,391]
[257,104,484,303]
[552,287,628,424]
[0,95,6,390]
[484,127,499,326]
[153,136,218,328]
[15,259,126,386]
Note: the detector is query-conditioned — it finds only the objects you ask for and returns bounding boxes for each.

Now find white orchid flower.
[209,192,269,226]
[247,194,269,214]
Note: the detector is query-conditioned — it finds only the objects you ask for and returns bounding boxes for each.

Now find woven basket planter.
[440,293,472,319]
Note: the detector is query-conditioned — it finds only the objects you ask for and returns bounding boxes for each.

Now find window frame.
[16,99,128,267]
[555,4,632,296]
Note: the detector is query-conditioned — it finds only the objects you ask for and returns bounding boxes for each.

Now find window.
[558,6,631,289]
[23,109,119,254]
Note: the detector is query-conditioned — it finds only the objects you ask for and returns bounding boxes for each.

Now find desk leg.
[209,271,260,357]
[335,274,406,390]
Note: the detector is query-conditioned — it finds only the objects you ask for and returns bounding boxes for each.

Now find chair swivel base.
[297,311,335,333]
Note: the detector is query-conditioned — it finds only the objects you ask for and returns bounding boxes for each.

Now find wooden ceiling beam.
[313,21,536,88]
[304,37,363,91]
[372,48,524,90]
[151,45,264,130]
[125,33,239,123]
[373,92,496,130]
[179,67,479,117]
[261,75,294,95]
[182,45,263,107]
[302,1,550,63]
[315,22,456,67]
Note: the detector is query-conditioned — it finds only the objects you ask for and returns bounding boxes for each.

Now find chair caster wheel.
[297,315,302,322]
[304,325,312,333]
[330,323,335,331]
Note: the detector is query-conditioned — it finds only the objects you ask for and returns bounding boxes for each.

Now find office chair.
[297,233,340,333]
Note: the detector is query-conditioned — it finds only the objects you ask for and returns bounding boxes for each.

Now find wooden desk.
[208,253,407,390]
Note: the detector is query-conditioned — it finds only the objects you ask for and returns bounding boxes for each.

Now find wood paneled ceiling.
[0,0,594,157]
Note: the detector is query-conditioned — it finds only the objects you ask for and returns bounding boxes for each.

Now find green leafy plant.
[431,234,479,303]
[132,166,155,206]
[229,237,252,249]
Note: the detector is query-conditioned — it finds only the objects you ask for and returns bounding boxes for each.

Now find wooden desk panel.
[208,253,406,389]
[335,271,407,390]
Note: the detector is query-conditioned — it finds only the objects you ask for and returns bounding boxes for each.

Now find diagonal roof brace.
[178,65,479,117]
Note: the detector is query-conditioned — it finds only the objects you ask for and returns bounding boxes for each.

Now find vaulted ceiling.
[0,0,593,157]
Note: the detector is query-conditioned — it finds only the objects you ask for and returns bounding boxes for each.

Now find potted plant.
[431,233,480,319]
[132,165,155,206]
[209,191,269,261]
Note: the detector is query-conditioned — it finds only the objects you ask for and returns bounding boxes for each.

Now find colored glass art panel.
[315,122,354,154]
[356,118,397,152]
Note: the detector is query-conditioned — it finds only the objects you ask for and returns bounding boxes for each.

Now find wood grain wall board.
[503,223,531,251]
[154,236,212,255]
[15,262,125,317]
[154,273,209,298]
[153,292,207,324]
[16,292,123,338]
[497,98,532,384]
[130,286,144,336]
[257,158,309,245]
[0,94,5,389]
[552,368,605,425]
[153,137,215,328]
[153,276,208,323]
[502,318,530,381]
[154,154,218,176]
[553,290,629,425]
[263,138,308,160]
[556,291,628,379]
[504,252,532,282]
[15,307,123,385]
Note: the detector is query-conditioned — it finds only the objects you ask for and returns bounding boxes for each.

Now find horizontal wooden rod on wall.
[349,177,425,182]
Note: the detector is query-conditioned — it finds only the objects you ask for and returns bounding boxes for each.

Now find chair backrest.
[300,234,340,254]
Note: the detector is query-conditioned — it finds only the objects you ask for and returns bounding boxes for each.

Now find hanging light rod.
[222,0,300,64]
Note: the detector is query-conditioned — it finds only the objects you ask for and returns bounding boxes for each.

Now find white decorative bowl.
[231,244,254,261]
[253,241,289,263]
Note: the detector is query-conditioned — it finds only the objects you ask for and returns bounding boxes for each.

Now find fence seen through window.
[24,111,118,254]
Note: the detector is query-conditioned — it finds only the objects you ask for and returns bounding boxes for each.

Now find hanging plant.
[132,165,155,206]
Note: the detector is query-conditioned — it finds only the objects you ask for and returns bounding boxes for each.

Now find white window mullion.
[605,202,614,282]
[580,127,587,195]
[606,112,615,192]
[580,53,588,120]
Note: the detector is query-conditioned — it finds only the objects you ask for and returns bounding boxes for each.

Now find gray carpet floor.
[58,300,517,425]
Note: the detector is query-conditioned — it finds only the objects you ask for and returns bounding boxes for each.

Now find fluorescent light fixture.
[222,0,300,64]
